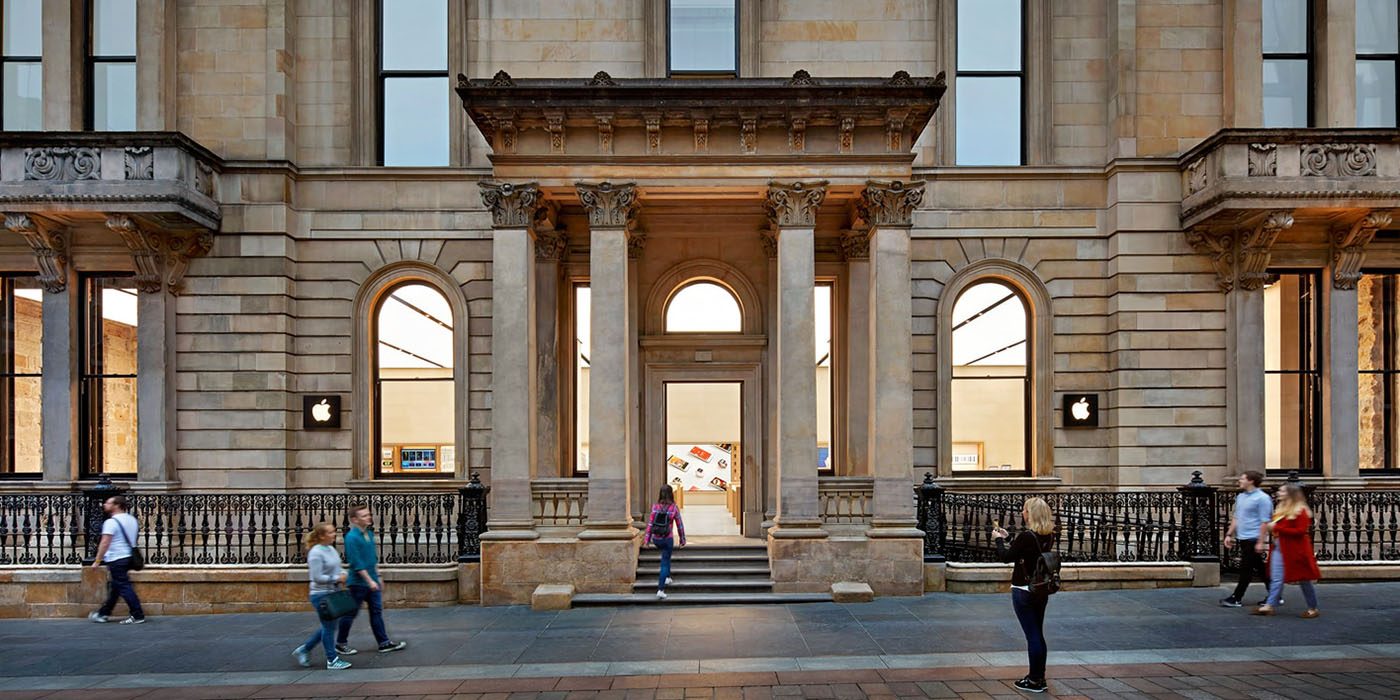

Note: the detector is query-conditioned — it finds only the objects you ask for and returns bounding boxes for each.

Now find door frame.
[643,362,764,537]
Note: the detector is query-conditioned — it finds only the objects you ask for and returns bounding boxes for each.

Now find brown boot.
[1251,605,1275,616]
[1300,609,1319,619]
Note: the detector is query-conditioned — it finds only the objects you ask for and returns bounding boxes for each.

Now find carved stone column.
[534,218,567,478]
[840,225,871,478]
[577,181,640,539]
[479,182,546,538]
[1328,212,1391,480]
[761,224,779,531]
[860,181,925,536]
[766,181,828,539]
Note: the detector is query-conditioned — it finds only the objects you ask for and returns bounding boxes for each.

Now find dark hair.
[106,495,128,511]
[347,503,369,520]
[657,485,675,506]
[1242,471,1264,487]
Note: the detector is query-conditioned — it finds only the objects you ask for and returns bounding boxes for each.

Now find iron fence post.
[916,472,946,562]
[81,475,126,565]
[1285,469,1317,501]
[457,472,489,563]
[1177,470,1219,563]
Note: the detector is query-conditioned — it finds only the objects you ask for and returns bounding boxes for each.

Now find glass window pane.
[3,62,42,130]
[6,280,42,475]
[1263,59,1309,128]
[669,0,736,73]
[99,285,138,375]
[1359,274,1400,470]
[951,377,1025,472]
[575,285,590,473]
[381,0,447,71]
[378,284,453,373]
[957,0,1021,71]
[1262,0,1308,54]
[383,77,449,166]
[816,284,832,470]
[1357,0,1400,54]
[99,376,137,474]
[956,77,1021,166]
[1263,275,1317,371]
[666,282,741,332]
[379,379,453,474]
[93,61,137,131]
[3,0,42,56]
[92,0,137,56]
[1357,60,1397,128]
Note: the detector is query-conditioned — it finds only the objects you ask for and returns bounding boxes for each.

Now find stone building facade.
[1,0,1398,604]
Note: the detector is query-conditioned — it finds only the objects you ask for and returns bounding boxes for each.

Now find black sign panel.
[1062,393,1098,428]
[303,395,342,430]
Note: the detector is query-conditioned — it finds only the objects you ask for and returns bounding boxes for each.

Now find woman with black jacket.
[992,497,1057,694]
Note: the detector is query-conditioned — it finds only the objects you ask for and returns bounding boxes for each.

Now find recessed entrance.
[664,381,742,536]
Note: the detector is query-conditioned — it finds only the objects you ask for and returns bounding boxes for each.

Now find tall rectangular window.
[80,276,138,478]
[0,278,42,476]
[955,0,1023,166]
[2,0,42,130]
[378,0,448,166]
[1358,272,1400,470]
[1264,273,1321,473]
[86,0,136,131]
[1357,0,1398,127]
[816,282,834,473]
[574,283,590,475]
[1262,0,1311,127]
[668,0,737,76]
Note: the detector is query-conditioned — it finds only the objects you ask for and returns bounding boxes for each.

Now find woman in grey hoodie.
[292,523,352,669]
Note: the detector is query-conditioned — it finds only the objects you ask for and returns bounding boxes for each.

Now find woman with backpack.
[1252,483,1321,618]
[292,522,352,670]
[644,484,686,600]
[992,497,1058,694]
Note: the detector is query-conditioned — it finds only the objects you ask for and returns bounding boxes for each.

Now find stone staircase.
[571,542,831,606]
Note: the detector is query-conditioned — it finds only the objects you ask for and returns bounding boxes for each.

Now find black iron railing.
[0,474,489,567]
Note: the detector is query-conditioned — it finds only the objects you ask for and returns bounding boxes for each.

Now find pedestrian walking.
[1220,471,1274,608]
[88,495,146,625]
[334,503,408,655]
[992,497,1059,694]
[1253,483,1322,618]
[293,522,352,670]
[644,484,686,600]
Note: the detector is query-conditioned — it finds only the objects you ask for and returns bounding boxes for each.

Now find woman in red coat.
[1253,483,1321,618]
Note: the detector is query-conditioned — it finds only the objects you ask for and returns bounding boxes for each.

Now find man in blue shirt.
[334,503,407,655]
[1220,471,1274,607]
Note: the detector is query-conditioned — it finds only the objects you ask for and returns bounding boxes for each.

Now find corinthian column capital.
[478,181,544,228]
[575,181,638,229]
[765,180,828,228]
[858,180,925,227]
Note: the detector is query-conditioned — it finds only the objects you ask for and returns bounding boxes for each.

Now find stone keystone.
[479,181,544,228]
[576,181,638,229]
[765,181,829,228]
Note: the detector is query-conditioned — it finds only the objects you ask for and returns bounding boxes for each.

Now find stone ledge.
[944,562,1195,593]
[532,584,575,610]
[831,582,874,603]
[1318,564,1400,580]
[0,569,83,583]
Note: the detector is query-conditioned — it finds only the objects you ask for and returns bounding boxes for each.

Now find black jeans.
[98,557,145,620]
[1230,539,1271,601]
[1011,588,1048,682]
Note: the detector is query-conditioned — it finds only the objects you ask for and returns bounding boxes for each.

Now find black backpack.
[1027,534,1060,595]
[649,507,671,539]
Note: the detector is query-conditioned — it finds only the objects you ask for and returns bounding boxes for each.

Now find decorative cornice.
[106,214,212,294]
[1333,211,1394,290]
[5,214,68,292]
[576,181,638,229]
[764,180,828,228]
[858,180,925,227]
[478,181,544,228]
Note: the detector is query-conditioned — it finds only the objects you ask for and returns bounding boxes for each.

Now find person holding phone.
[992,498,1057,694]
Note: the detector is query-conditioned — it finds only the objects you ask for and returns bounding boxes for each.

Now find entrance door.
[665,382,742,536]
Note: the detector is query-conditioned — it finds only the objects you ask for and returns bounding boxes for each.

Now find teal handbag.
[316,589,357,621]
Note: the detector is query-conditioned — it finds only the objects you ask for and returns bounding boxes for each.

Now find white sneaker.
[665,577,673,585]
[656,590,667,599]
[118,616,145,625]
[88,612,110,623]
[292,646,310,667]
[327,658,352,670]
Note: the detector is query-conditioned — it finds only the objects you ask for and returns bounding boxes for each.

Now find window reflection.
[375,283,454,477]
[955,0,1023,165]
[1263,273,1321,473]
[379,0,449,165]
[0,278,41,475]
[950,281,1028,474]
[1357,0,1399,127]
[2,0,42,130]
[575,284,590,474]
[816,283,833,472]
[1262,0,1310,128]
[669,0,736,75]
[88,0,136,131]
[81,277,138,477]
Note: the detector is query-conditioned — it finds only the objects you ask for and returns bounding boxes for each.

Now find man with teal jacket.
[334,503,408,656]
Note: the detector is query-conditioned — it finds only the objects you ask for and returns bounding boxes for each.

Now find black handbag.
[114,517,144,571]
[316,589,358,621]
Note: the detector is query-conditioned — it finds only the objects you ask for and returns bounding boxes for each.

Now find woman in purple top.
[644,485,686,599]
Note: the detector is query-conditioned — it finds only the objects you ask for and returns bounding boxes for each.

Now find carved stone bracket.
[764,181,829,228]
[839,229,871,260]
[740,115,757,154]
[839,117,855,154]
[5,214,69,292]
[758,225,778,258]
[693,117,709,153]
[478,181,544,228]
[789,116,807,153]
[576,181,638,229]
[627,229,647,260]
[644,113,662,155]
[885,109,909,152]
[1333,211,1394,290]
[858,180,926,227]
[1184,227,1236,292]
[106,214,213,294]
[545,111,566,154]
[596,114,614,154]
[1186,210,1294,292]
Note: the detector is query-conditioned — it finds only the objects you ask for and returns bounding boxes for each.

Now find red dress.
[1271,510,1322,583]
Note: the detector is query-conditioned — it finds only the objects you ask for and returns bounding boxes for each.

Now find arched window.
[665,281,742,332]
[373,282,455,477]
[950,280,1030,475]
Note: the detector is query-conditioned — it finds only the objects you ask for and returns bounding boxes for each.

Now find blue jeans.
[1011,588,1049,682]
[654,537,674,591]
[302,593,338,662]
[98,557,145,620]
[336,585,390,646]
[1266,546,1319,608]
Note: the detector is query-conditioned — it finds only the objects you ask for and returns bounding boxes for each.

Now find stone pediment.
[456,70,945,163]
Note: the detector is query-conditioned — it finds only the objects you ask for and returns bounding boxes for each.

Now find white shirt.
[101,513,139,563]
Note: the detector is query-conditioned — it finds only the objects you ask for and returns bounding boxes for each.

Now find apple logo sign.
[1071,397,1090,421]
[302,395,342,429]
[1062,393,1098,428]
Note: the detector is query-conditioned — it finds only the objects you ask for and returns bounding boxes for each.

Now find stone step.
[632,578,774,593]
[573,592,831,606]
[635,565,771,576]
[637,552,769,563]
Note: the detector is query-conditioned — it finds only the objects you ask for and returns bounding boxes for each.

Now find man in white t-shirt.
[88,495,146,624]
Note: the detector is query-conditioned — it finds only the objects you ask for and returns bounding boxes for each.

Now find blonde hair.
[1024,497,1055,535]
[1276,483,1311,520]
[304,522,335,551]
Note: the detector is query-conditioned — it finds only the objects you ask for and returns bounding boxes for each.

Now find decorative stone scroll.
[194,161,216,198]
[596,114,614,154]
[644,114,662,155]
[124,147,154,180]
[627,229,647,260]
[839,228,871,260]
[765,181,828,228]
[4,214,69,293]
[587,71,617,87]
[576,182,638,229]
[858,180,926,227]
[789,116,807,153]
[758,225,778,258]
[740,115,757,154]
[106,214,213,294]
[1184,157,1208,195]
[1184,227,1236,292]
[1238,211,1293,290]
[534,229,569,261]
[478,181,544,228]
[545,111,566,154]
[23,147,101,181]
[786,69,815,87]
[1248,144,1277,176]
[1333,212,1394,290]
[839,117,855,154]
[1301,143,1378,177]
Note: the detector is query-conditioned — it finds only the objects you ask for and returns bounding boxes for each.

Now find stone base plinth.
[768,534,923,596]
[532,584,575,610]
[831,581,874,603]
[944,562,1196,593]
[481,534,638,606]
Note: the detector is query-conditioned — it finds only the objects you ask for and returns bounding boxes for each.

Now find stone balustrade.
[530,478,589,527]
[817,476,874,525]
